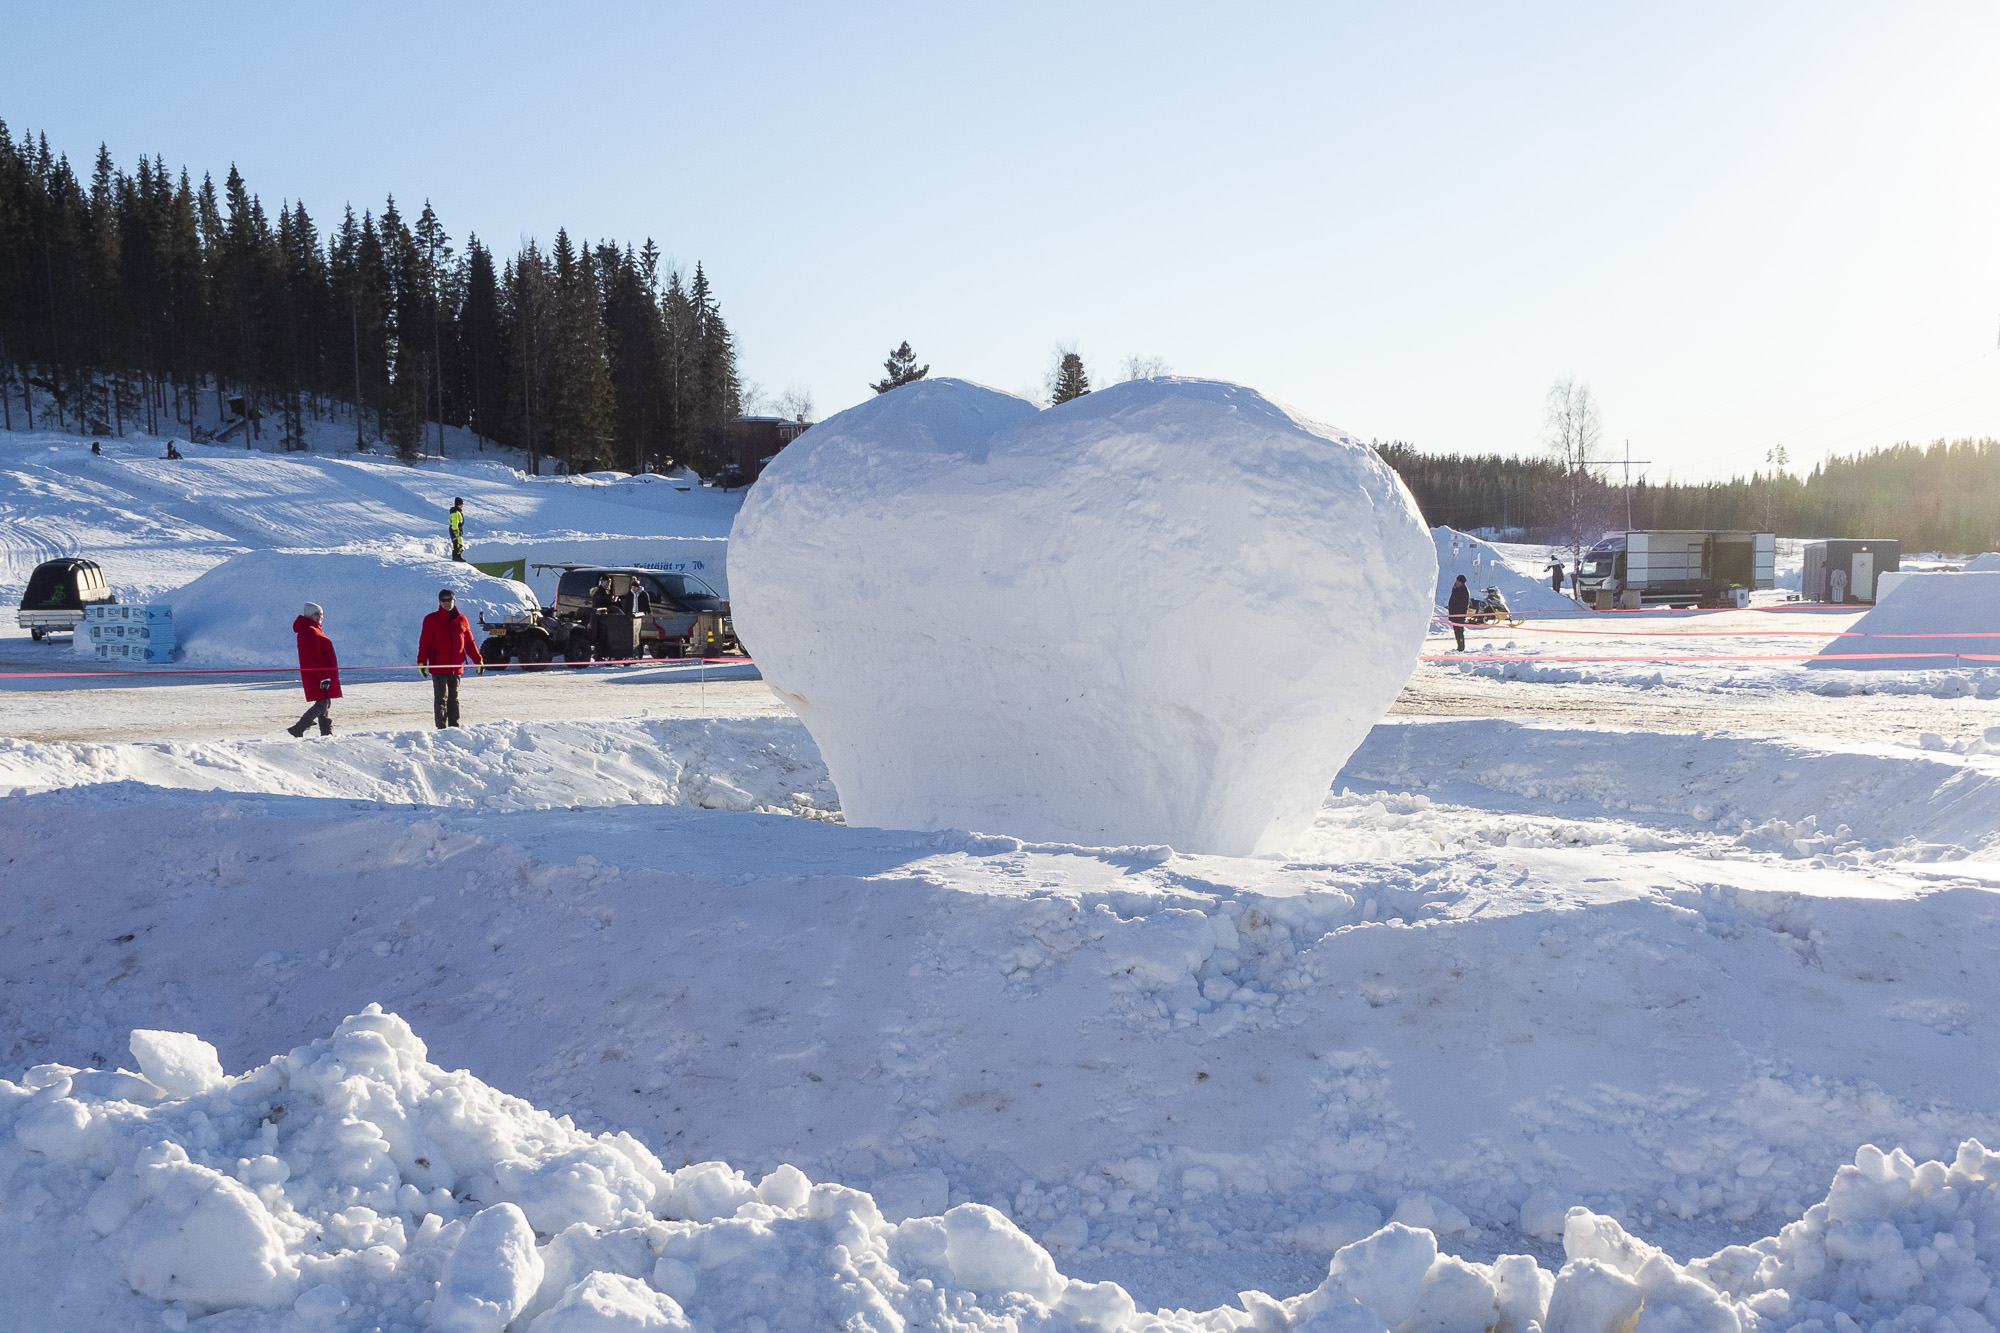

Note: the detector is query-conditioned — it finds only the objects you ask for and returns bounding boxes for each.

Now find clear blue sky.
[9,1,1997,479]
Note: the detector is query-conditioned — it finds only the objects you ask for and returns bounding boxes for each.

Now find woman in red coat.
[289,602,342,737]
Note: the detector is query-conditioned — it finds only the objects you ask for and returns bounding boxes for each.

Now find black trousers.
[431,673,461,728]
[1450,617,1466,651]
[292,698,331,735]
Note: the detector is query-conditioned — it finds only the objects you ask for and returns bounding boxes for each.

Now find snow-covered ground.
[0,428,741,603]
[5,437,2000,1329]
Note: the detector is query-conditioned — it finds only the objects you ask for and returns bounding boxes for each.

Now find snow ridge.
[6,1007,1998,1331]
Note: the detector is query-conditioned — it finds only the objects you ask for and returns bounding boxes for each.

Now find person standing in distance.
[448,498,466,561]
[1547,557,1565,593]
[288,602,340,737]
[417,588,483,728]
[1446,574,1471,652]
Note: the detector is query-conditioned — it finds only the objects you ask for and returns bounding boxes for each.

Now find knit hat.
[303,602,323,619]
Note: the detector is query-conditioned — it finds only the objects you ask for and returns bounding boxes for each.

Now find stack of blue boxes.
[84,603,177,663]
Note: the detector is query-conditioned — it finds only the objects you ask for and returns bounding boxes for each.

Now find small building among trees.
[721,416,810,487]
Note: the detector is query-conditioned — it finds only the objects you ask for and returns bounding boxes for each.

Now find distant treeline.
[1378,437,2000,553]
[0,122,740,474]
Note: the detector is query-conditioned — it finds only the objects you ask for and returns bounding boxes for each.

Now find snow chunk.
[528,1272,690,1331]
[434,1202,544,1332]
[729,377,1435,855]
[127,1028,226,1097]
[1321,1223,1438,1325]
[117,1144,298,1309]
[1542,1258,1643,1333]
[941,1202,1067,1305]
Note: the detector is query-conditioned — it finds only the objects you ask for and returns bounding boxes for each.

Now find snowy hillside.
[0,429,742,602]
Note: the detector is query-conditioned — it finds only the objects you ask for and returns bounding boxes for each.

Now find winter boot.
[286,723,306,738]
[319,717,334,737]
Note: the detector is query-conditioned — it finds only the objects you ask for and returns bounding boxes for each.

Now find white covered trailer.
[1575,530,1775,607]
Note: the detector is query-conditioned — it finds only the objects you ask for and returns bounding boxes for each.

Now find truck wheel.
[480,637,509,669]
[519,636,553,671]
[30,628,44,642]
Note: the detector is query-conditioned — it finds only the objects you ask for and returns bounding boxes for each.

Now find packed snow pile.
[730,377,1436,857]
[1430,527,1578,617]
[7,1007,2000,1332]
[156,549,538,670]
[1808,570,2000,671]
[1965,553,2000,572]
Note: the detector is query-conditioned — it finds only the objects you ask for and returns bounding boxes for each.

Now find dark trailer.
[16,558,115,640]
[1802,540,1900,604]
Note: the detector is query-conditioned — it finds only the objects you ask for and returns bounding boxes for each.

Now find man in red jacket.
[288,602,341,737]
[416,588,483,729]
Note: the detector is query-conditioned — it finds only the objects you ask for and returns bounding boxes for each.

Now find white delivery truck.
[1574,530,1776,609]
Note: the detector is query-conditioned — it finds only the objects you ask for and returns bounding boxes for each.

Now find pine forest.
[0,123,740,476]
[4,123,1995,550]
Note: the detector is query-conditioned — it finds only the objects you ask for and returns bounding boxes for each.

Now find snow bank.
[5,1007,1997,1331]
[1964,553,2000,572]
[7,711,1996,859]
[9,762,2000,1314]
[1808,571,2000,671]
[1431,527,1578,616]
[161,549,537,669]
[1335,717,2000,858]
[0,716,837,817]
[730,378,1436,856]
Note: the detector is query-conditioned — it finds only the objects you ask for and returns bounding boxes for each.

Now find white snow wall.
[728,378,1436,856]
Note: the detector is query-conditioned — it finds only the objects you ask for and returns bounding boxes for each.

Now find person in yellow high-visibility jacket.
[448,498,465,562]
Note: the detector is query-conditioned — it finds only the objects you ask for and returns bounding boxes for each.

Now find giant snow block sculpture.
[728,378,1437,856]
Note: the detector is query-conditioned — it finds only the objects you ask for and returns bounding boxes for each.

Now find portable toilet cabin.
[1802,540,1900,603]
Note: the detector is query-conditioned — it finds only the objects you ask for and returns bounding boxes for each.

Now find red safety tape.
[0,655,754,681]
[1421,651,2000,664]
[1429,610,2000,639]
[1433,622,2000,640]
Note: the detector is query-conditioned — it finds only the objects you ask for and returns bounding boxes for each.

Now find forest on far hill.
[4,121,1994,549]
[1378,436,2000,554]
[0,122,741,476]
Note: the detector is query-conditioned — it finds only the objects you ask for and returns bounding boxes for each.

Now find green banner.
[472,558,527,583]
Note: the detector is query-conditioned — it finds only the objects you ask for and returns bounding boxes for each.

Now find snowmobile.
[1462,584,1522,628]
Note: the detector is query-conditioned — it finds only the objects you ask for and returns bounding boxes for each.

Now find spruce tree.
[872,340,927,393]
[411,201,452,455]
[381,356,423,460]
[688,262,739,477]
[1049,349,1089,404]
[547,230,614,472]
[457,235,506,449]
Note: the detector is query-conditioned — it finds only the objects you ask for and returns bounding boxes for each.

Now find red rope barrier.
[1421,651,2000,664]
[1430,610,2000,639]
[0,655,754,682]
